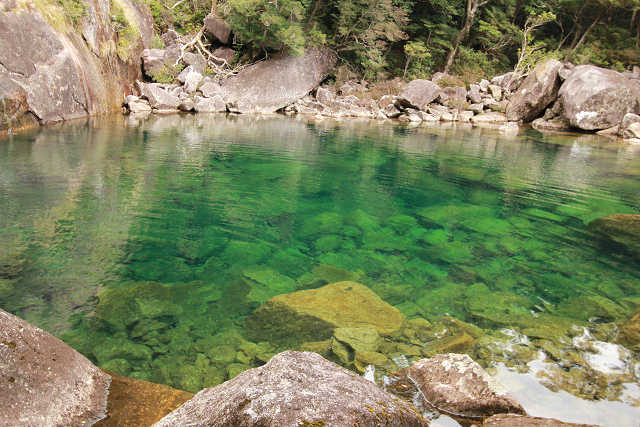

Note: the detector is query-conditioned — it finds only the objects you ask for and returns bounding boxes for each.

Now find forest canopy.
[142,0,640,81]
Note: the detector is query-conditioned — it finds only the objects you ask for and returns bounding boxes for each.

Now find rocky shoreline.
[1,306,613,427]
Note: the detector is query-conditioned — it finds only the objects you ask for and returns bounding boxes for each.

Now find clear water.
[1,114,639,425]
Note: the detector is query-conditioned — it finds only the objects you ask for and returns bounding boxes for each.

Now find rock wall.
[0,0,154,134]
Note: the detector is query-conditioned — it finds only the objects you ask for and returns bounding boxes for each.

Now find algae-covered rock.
[460,216,514,237]
[428,241,474,264]
[467,291,534,316]
[92,281,221,331]
[334,326,382,353]
[589,214,640,258]
[220,241,273,266]
[93,335,154,365]
[245,281,406,348]
[344,209,380,232]
[297,212,344,238]
[557,295,628,322]
[422,333,476,357]
[362,227,409,251]
[617,307,640,351]
[385,214,421,234]
[241,265,297,304]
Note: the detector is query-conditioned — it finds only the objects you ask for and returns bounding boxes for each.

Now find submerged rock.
[483,414,601,427]
[0,309,111,427]
[94,371,193,427]
[617,307,640,351]
[245,281,406,348]
[408,353,526,418]
[152,351,429,427]
[589,213,640,258]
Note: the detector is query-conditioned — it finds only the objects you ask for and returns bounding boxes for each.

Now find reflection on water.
[1,114,639,426]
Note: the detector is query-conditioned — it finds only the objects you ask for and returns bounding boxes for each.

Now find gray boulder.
[203,14,232,45]
[152,351,429,427]
[442,86,468,101]
[0,78,31,132]
[128,101,152,113]
[195,95,227,113]
[200,82,223,98]
[532,117,572,132]
[554,65,640,130]
[212,47,236,68]
[141,84,181,110]
[408,353,526,418]
[0,309,110,427]
[507,59,563,122]
[396,79,441,111]
[183,52,207,75]
[471,112,508,124]
[142,48,168,72]
[222,47,336,114]
[618,113,640,136]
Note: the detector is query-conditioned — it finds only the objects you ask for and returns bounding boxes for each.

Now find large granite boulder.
[553,65,640,130]
[506,59,563,122]
[221,47,336,114]
[245,281,406,348]
[94,370,193,427]
[396,79,441,110]
[152,351,429,427]
[0,309,111,426]
[483,414,601,427]
[408,353,526,418]
[0,0,153,129]
[589,213,640,258]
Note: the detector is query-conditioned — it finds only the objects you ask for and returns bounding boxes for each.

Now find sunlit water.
[1,114,640,425]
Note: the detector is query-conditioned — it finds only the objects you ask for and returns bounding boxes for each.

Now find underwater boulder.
[617,307,640,351]
[245,281,406,348]
[589,213,640,258]
[152,351,429,427]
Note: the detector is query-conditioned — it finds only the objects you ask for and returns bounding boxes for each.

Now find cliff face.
[0,0,154,134]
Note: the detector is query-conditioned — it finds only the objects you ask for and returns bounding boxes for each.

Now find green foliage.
[150,35,166,49]
[111,0,141,63]
[403,40,432,80]
[56,0,87,27]
[223,0,320,55]
[147,64,185,84]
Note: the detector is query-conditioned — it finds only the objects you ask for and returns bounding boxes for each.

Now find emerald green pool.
[1,114,639,425]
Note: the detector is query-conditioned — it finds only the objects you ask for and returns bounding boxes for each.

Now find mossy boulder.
[557,295,628,322]
[245,281,406,348]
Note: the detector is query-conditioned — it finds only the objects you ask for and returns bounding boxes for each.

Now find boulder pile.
[126,41,640,141]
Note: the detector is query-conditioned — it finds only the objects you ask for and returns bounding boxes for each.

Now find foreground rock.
[152,351,428,427]
[483,414,601,427]
[94,371,193,427]
[245,281,406,348]
[408,353,526,418]
[396,79,441,110]
[222,47,336,113]
[553,65,640,130]
[589,213,640,258]
[0,309,110,427]
[506,59,562,122]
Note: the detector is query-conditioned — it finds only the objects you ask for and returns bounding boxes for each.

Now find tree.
[443,0,490,73]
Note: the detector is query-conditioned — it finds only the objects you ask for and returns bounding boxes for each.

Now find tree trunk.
[572,10,603,52]
[443,0,486,73]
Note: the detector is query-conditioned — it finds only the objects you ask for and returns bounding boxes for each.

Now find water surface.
[1,114,639,425]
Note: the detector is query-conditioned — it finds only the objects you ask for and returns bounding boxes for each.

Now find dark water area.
[1,114,639,426]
